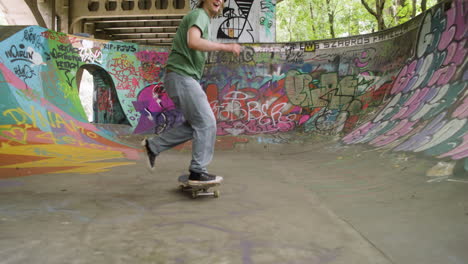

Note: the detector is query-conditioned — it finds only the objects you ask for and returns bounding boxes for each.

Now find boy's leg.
[144,72,216,173]
[147,121,193,155]
[167,73,216,173]
[144,72,194,169]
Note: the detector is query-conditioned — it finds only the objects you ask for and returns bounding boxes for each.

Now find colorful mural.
[190,0,277,43]
[0,0,466,178]
[342,0,467,171]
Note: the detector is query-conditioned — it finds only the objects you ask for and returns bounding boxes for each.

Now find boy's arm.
[187,26,241,56]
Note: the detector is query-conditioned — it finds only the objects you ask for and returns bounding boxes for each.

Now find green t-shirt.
[166,8,211,80]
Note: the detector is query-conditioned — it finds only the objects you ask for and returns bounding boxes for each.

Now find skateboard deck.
[178,175,222,198]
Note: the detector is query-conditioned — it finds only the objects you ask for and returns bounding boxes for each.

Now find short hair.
[196,0,224,17]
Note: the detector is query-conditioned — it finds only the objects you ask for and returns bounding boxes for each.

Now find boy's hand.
[228,43,242,56]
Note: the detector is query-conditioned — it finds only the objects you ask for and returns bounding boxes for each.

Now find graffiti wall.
[190,0,277,43]
[342,0,467,171]
[0,30,152,178]
[0,0,466,178]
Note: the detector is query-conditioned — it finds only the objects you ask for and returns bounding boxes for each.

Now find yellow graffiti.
[0,143,135,174]
[2,106,99,140]
[0,124,109,151]
[305,43,315,52]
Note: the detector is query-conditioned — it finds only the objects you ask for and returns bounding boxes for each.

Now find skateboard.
[178,175,222,199]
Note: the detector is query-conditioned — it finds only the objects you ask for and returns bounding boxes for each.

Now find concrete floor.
[0,133,467,264]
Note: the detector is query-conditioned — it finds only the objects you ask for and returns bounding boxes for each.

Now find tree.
[388,0,411,26]
[326,0,336,38]
[361,0,387,30]
[421,0,427,11]
[275,0,439,42]
[309,2,316,33]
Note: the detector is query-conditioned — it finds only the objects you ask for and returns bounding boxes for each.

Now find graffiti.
[285,71,359,109]
[40,68,82,119]
[135,50,168,83]
[205,80,303,135]
[317,23,413,50]
[0,61,139,178]
[136,50,168,65]
[103,43,137,53]
[46,44,81,71]
[285,48,304,64]
[343,0,467,163]
[0,123,138,178]
[199,0,276,43]
[217,0,255,41]
[260,0,275,36]
[48,44,80,58]
[132,83,183,134]
[79,40,103,64]
[22,27,45,51]
[0,0,466,178]
[4,44,45,83]
[41,30,72,44]
[5,44,34,63]
[108,53,139,97]
[13,64,35,80]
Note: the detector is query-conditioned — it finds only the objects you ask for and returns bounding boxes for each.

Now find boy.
[143,0,241,184]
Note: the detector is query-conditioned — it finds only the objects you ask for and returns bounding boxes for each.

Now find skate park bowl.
[0,0,467,263]
[0,0,466,178]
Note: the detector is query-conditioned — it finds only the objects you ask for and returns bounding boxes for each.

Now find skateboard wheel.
[191,191,198,199]
[214,190,220,198]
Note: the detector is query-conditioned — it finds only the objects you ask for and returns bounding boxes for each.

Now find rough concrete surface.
[1,134,467,264]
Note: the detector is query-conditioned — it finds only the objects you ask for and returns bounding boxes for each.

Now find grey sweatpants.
[147,71,217,173]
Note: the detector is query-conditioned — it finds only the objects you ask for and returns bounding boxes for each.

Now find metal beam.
[110,32,176,36]
[99,26,178,30]
[86,18,182,24]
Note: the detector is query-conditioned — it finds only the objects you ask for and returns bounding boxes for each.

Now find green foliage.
[276,0,439,41]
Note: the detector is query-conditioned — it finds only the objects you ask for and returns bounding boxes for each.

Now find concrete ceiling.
[0,0,38,26]
[69,0,189,46]
[2,0,282,46]
[89,16,183,46]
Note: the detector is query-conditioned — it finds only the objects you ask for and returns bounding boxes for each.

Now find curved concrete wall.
[0,0,466,177]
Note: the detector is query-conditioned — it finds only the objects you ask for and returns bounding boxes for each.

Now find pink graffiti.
[342,121,375,144]
[208,80,305,135]
[394,112,447,152]
[137,83,175,113]
[41,30,71,44]
[442,39,466,66]
[346,0,467,160]
[438,0,465,51]
[452,95,468,119]
[354,51,369,68]
[391,87,431,121]
[370,119,417,147]
[428,64,457,87]
[439,134,468,160]
[135,50,169,65]
[391,60,418,95]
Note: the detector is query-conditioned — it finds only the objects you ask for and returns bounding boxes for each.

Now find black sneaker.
[141,139,157,170]
[188,171,223,185]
